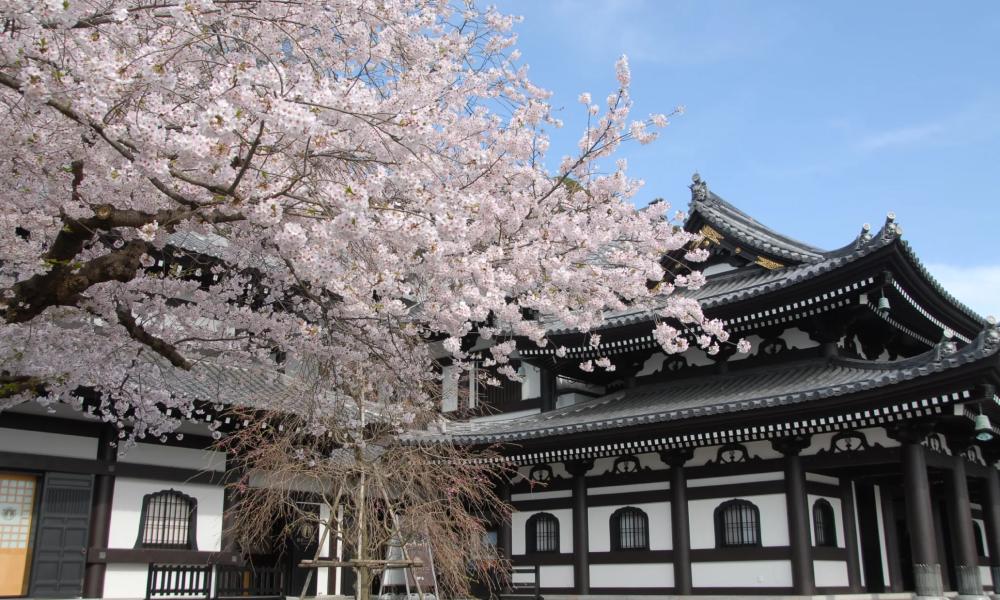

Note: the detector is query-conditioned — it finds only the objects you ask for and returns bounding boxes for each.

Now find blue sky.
[495,0,1000,317]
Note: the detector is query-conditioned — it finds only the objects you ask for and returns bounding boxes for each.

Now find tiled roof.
[416,329,1000,444]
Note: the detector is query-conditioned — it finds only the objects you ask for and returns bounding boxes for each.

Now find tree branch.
[115,306,193,370]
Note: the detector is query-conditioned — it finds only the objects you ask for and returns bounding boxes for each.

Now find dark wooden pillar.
[946,452,987,597]
[221,458,244,554]
[539,367,557,413]
[565,459,593,595]
[979,465,1000,593]
[840,480,864,593]
[83,424,117,598]
[499,482,513,560]
[880,485,904,592]
[773,435,815,595]
[661,449,694,595]
[893,425,945,598]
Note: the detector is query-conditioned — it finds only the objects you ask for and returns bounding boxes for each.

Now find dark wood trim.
[510,554,574,566]
[510,497,572,512]
[0,450,224,484]
[87,548,242,565]
[812,546,849,561]
[691,587,794,595]
[815,586,856,594]
[688,479,785,500]
[588,588,674,595]
[691,546,791,562]
[588,550,673,564]
[805,481,840,497]
[803,447,901,470]
[533,588,574,595]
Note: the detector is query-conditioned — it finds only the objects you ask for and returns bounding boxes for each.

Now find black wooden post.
[83,424,117,598]
[660,448,694,595]
[840,479,864,593]
[772,435,815,596]
[565,458,593,595]
[979,465,1000,594]
[892,424,945,598]
[221,459,243,554]
[880,485,904,592]
[945,452,987,597]
[539,367,557,413]
[499,482,513,560]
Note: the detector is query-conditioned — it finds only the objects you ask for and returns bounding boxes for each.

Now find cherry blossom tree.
[0,0,739,441]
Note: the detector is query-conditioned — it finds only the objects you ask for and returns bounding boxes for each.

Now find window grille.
[526,513,559,554]
[611,507,649,551]
[715,499,761,548]
[136,490,198,550]
[813,499,837,547]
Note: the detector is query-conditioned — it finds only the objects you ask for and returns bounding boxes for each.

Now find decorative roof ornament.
[881,212,903,242]
[690,172,710,202]
[939,328,957,357]
[983,317,999,353]
[855,223,872,250]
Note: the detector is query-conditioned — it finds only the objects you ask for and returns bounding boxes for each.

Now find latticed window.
[813,499,837,547]
[136,490,198,550]
[611,507,649,551]
[715,499,760,548]
[526,513,559,554]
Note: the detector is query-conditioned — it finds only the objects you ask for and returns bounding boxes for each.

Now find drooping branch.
[115,306,193,370]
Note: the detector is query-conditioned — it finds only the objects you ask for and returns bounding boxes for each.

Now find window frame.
[714,499,762,549]
[974,521,987,557]
[812,498,838,548]
[610,506,650,551]
[134,489,199,550]
[525,512,560,554]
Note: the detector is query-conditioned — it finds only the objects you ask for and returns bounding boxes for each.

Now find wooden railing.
[216,565,284,599]
[146,564,212,600]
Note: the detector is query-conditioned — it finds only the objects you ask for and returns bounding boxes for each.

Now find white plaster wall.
[521,364,541,399]
[591,563,673,588]
[102,564,148,598]
[805,473,839,485]
[512,489,572,501]
[807,494,846,548]
[688,471,783,488]
[589,452,667,473]
[514,462,572,482]
[691,560,793,587]
[687,441,782,466]
[814,560,849,587]
[108,478,224,552]
[983,566,993,589]
[511,508,572,555]
[512,565,574,588]
[0,427,97,458]
[588,501,670,552]
[556,392,592,409]
[873,484,891,587]
[588,481,668,496]
[118,443,225,472]
[689,494,789,549]
[866,427,900,448]
[471,408,541,423]
[782,327,819,350]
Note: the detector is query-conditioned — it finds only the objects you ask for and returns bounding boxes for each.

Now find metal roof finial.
[690,172,709,202]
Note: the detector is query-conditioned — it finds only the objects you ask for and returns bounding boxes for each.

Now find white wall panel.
[0,428,96,458]
[807,494,845,548]
[108,478,224,551]
[688,471,783,488]
[691,560,793,587]
[814,560,849,587]
[688,494,788,549]
[513,565,573,588]
[511,508,572,555]
[588,481,668,496]
[512,489,572,501]
[805,473,839,485]
[983,566,993,589]
[590,563,673,588]
[118,443,225,472]
[588,502,670,552]
[102,564,148,598]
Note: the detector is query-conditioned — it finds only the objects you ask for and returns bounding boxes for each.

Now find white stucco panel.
[0,428,97,458]
[118,443,225,472]
[588,481,668,496]
[814,560,849,587]
[511,508,572,556]
[688,494,788,549]
[538,565,574,588]
[591,563,673,588]
[691,560,793,587]
[102,564,148,598]
[108,478,224,551]
[588,501,670,552]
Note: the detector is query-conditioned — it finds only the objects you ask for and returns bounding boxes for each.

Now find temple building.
[433,174,1000,598]
[2,174,1000,599]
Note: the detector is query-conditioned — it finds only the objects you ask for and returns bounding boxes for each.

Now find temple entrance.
[28,473,94,598]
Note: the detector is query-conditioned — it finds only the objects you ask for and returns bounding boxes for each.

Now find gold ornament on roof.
[699,225,724,245]
[754,256,784,270]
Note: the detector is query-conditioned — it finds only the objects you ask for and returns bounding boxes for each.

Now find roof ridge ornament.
[690,172,710,203]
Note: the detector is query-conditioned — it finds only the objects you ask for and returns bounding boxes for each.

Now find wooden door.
[28,473,93,598]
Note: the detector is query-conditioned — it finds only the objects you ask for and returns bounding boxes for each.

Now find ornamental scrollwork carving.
[529,464,554,482]
[814,430,882,454]
[708,442,761,465]
[608,454,649,475]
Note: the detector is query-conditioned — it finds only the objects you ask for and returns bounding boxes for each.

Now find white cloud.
[923,263,1000,320]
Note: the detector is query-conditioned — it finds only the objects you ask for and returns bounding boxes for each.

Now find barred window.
[526,513,559,554]
[813,499,837,547]
[611,507,649,551]
[136,490,198,550]
[714,499,760,548]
